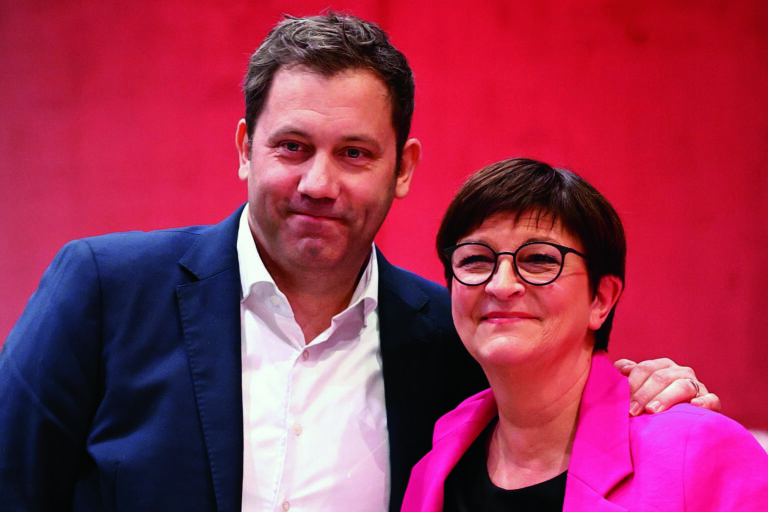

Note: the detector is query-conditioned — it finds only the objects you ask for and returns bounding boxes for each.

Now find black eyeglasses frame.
[443,241,587,287]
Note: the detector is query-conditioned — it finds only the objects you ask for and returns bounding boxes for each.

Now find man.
[0,12,716,512]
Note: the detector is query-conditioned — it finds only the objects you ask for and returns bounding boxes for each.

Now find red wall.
[2,1,767,429]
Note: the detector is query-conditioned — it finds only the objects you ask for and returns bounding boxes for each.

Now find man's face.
[236,66,420,280]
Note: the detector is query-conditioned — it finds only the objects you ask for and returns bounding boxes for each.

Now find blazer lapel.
[412,390,498,512]
[564,354,632,512]
[563,478,629,512]
[177,206,245,512]
[377,250,446,512]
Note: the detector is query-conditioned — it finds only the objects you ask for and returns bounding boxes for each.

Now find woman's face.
[451,211,605,370]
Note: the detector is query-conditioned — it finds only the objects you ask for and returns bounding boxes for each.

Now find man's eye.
[283,142,301,152]
[344,148,365,159]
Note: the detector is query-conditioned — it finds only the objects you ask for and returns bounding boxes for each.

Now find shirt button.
[281,500,290,511]
[270,295,281,306]
[301,350,310,361]
[293,423,303,436]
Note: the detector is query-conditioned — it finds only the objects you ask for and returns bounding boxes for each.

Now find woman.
[402,158,768,511]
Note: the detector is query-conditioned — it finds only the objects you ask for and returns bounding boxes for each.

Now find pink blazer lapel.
[563,477,629,512]
[564,354,633,511]
[401,389,497,512]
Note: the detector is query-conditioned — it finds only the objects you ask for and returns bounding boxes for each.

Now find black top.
[443,419,567,512]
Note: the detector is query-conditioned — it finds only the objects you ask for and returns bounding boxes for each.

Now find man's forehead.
[276,63,385,84]
[255,66,395,139]
[269,65,390,99]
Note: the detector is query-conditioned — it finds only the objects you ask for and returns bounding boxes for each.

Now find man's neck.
[267,253,371,344]
[282,282,357,343]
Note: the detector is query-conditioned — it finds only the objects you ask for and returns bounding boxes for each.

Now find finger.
[691,393,722,412]
[637,377,701,415]
[626,358,694,396]
[628,365,697,415]
[613,358,637,375]
[692,379,709,396]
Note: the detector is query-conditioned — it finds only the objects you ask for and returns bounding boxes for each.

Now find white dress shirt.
[237,207,390,512]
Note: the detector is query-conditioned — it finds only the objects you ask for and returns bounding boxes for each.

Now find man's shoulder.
[80,224,207,250]
[67,224,209,265]
[375,251,457,343]
[376,250,449,301]
[70,207,242,264]
[54,208,242,279]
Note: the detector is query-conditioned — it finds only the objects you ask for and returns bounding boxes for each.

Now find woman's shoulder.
[630,403,768,466]
[626,404,768,507]
[632,403,752,437]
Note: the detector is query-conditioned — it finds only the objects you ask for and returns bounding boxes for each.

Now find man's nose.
[297,153,340,199]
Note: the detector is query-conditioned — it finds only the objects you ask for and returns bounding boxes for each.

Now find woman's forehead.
[475,210,559,233]
[465,210,583,248]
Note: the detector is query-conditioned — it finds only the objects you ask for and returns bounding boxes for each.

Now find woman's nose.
[484,257,525,298]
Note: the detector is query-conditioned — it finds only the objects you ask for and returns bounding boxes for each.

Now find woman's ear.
[589,275,623,331]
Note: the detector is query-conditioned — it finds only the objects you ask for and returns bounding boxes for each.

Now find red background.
[2,1,767,429]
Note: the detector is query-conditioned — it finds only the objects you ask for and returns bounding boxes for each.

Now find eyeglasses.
[444,241,586,287]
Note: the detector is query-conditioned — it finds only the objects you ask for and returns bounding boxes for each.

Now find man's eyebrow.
[341,135,383,152]
[266,127,310,144]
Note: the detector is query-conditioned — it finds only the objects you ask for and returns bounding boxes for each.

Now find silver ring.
[689,378,701,397]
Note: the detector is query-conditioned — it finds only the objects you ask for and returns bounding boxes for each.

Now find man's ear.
[394,138,421,199]
[589,275,623,331]
[236,119,250,181]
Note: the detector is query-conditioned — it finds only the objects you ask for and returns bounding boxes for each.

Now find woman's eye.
[458,254,494,268]
[527,253,558,264]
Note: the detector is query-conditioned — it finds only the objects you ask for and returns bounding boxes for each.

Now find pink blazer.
[402,353,768,511]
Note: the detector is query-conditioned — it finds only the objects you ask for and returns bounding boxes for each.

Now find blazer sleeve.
[0,239,103,510]
[681,410,768,510]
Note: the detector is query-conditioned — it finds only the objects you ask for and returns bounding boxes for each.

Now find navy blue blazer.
[0,206,486,512]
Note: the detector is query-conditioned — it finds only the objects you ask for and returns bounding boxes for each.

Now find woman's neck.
[483,348,592,489]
